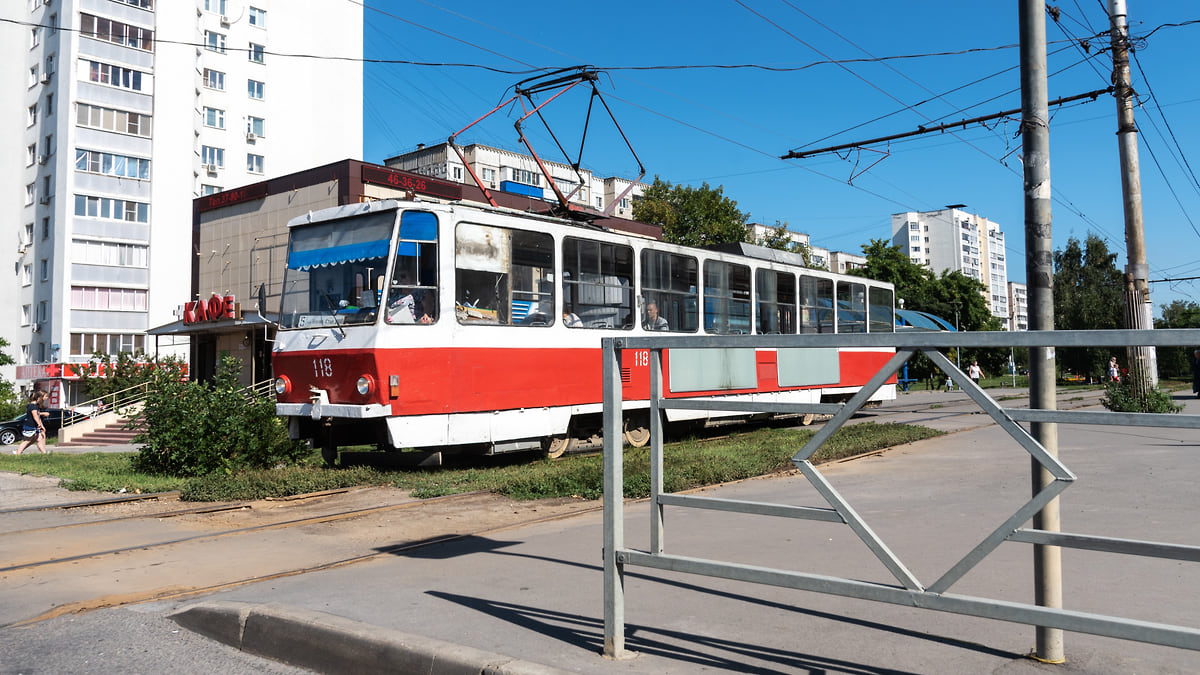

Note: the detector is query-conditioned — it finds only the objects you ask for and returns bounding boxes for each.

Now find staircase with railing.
[57,379,275,448]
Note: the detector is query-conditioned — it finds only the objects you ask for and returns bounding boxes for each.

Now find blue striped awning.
[288,239,389,271]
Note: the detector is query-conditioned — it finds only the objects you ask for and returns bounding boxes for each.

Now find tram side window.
[868,286,895,333]
[703,260,751,334]
[385,211,439,325]
[640,250,698,332]
[799,275,834,334]
[454,222,554,326]
[755,269,796,334]
[837,280,867,333]
[562,237,634,329]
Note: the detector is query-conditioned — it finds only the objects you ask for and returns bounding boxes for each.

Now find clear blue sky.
[360,1,1200,317]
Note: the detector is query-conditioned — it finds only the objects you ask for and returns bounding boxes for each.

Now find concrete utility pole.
[1019,0,1064,663]
[1109,0,1158,390]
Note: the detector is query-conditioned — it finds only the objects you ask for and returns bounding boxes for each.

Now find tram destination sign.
[361,165,463,201]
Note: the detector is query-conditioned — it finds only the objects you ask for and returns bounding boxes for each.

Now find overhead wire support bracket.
[448,66,645,220]
[781,87,1112,160]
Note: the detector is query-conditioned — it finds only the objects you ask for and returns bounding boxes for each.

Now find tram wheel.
[543,436,572,459]
[623,423,651,448]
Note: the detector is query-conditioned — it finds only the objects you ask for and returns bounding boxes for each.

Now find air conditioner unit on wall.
[39,195,51,205]
[31,322,40,333]
[203,163,218,174]
[246,132,257,141]
[40,73,52,84]
[220,15,231,25]
[37,154,47,165]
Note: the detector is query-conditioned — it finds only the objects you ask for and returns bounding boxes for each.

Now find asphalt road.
[2,386,1198,674]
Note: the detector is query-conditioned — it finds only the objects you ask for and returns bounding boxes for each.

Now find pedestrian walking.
[13,391,48,455]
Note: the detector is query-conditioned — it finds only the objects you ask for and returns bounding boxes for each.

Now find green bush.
[131,354,309,476]
[1101,378,1182,414]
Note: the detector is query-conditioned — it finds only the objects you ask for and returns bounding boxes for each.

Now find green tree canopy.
[633,177,750,247]
[851,240,1003,378]
[1155,300,1200,378]
[0,338,20,420]
[1053,234,1123,379]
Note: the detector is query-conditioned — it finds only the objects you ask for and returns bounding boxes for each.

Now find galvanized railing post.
[602,338,626,658]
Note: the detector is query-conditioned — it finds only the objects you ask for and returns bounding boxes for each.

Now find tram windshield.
[279,210,396,329]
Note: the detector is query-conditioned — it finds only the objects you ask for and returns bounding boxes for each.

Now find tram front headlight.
[274,376,291,396]
[356,375,375,397]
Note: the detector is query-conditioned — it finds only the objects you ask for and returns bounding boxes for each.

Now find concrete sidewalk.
[154,392,1199,674]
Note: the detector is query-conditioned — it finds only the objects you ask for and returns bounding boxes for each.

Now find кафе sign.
[183,294,241,324]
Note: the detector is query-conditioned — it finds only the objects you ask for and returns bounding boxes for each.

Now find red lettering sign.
[183,294,239,324]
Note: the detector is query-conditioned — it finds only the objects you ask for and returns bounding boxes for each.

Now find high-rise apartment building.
[2,0,362,401]
[891,207,1010,325]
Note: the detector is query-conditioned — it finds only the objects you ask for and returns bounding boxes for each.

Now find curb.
[171,600,569,675]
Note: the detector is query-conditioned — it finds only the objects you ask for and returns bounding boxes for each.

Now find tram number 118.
[633,350,650,368]
[313,357,333,378]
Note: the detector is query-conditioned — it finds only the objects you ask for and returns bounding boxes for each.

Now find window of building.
[76,149,150,179]
[595,196,602,209]
[30,26,39,49]
[45,92,54,116]
[204,30,226,53]
[203,106,225,129]
[453,166,462,180]
[507,167,541,186]
[86,60,145,91]
[247,79,264,99]
[204,0,226,14]
[246,153,263,174]
[74,194,150,223]
[703,260,751,334]
[247,116,265,137]
[909,222,919,230]
[41,259,49,281]
[201,145,224,168]
[48,13,57,33]
[22,264,32,286]
[71,286,148,311]
[640,250,698,333]
[29,65,38,88]
[22,305,31,326]
[76,103,152,137]
[249,7,266,27]
[72,239,149,267]
[71,333,145,356]
[41,217,49,239]
[113,0,154,9]
[756,269,796,334]
[27,104,37,126]
[25,184,36,206]
[201,184,221,195]
[27,144,36,166]
[481,167,495,182]
[248,43,264,63]
[80,13,153,51]
[559,238,633,329]
[203,68,225,90]
[452,222,555,327]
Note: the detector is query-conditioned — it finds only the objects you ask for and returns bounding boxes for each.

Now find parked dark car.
[0,409,90,445]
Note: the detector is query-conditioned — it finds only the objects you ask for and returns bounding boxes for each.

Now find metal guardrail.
[600,328,1200,658]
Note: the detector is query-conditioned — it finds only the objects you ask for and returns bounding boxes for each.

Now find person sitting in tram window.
[386,272,433,324]
[643,301,668,331]
[562,309,582,328]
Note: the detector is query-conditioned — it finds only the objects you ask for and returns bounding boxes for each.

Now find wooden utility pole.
[1019,0,1064,663]
[1109,0,1158,389]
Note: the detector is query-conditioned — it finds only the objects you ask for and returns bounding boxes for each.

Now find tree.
[0,338,20,420]
[1053,234,1123,380]
[1155,300,1200,378]
[759,220,795,251]
[851,240,1004,379]
[633,177,750,247]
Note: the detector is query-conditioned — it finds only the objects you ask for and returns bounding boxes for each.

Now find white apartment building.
[2,0,362,401]
[891,207,1010,324]
[1008,281,1028,332]
[385,143,644,219]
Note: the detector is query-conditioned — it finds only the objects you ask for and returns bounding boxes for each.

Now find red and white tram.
[271,199,897,463]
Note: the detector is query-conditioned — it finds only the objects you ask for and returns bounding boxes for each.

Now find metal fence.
[601,329,1200,658]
